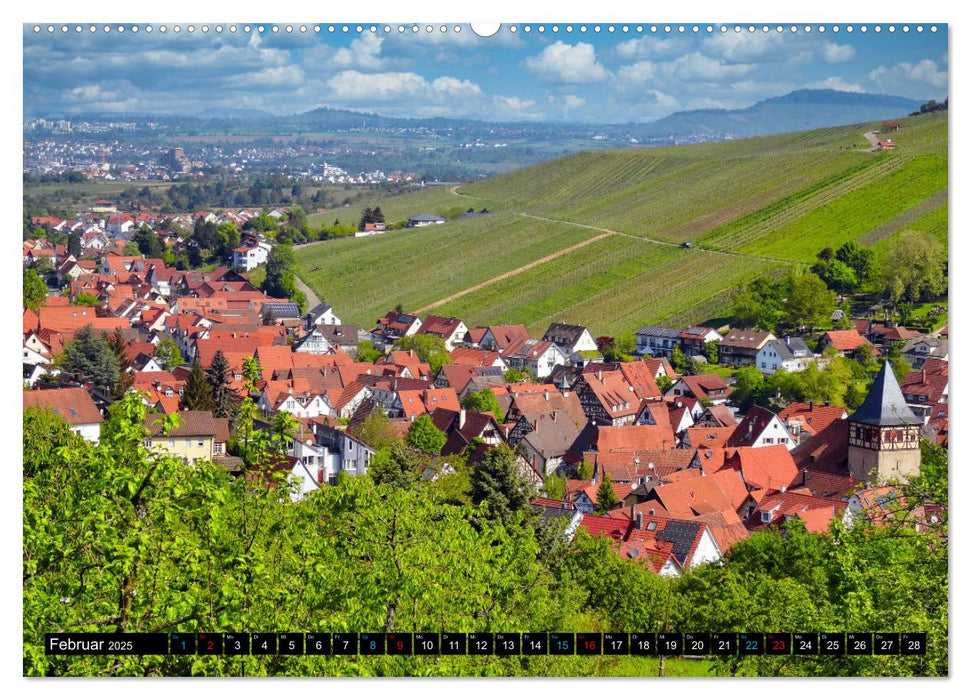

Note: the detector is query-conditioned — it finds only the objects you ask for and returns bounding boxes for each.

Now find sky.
[22,22,948,124]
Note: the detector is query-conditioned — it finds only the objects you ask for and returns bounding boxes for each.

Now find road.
[294,271,321,310]
[862,131,881,151]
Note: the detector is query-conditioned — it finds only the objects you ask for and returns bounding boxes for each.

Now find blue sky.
[23,23,948,123]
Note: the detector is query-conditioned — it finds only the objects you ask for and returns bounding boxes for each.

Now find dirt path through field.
[294,273,321,309]
[862,131,881,152]
[414,231,612,313]
[857,189,948,245]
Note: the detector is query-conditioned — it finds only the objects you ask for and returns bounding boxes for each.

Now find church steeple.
[849,361,921,426]
[847,362,922,483]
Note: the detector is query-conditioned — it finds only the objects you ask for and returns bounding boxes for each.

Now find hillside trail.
[447,185,795,267]
[294,273,322,309]
[862,131,881,152]
[413,232,612,314]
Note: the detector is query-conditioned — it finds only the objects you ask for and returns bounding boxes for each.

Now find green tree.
[835,241,876,286]
[812,258,858,294]
[57,325,120,393]
[655,374,673,394]
[206,350,239,424]
[262,243,298,300]
[670,345,688,374]
[241,355,262,394]
[782,271,836,332]
[134,226,163,258]
[704,340,720,365]
[504,367,529,383]
[353,411,399,451]
[179,359,215,412]
[881,231,947,304]
[595,474,621,515]
[106,331,134,399]
[730,365,767,412]
[67,230,82,258]
[543,473,567,500]
[356,340,382,363]
[576,458,593,481]
[461,388,505,423]
[731,277,782,331]
[154,339,184,371]
[23,405,85,478]
[367,441,424,489]
[392,334,448,362]
[470,443,533,524]
[23,268,47,312]
[72,292,101,307]
[122,241,141,256]
[406,414,447,453]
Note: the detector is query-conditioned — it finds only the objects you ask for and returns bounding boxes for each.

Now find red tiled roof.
[824,330,868,352]
[23,387,102,425]
[593,424,678,452]
[685,426,735,449]
[721,445,799,495]
[778,403,848,437]
[38,307,130,333]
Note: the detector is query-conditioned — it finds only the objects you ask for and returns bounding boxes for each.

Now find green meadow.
[296,112,946,336]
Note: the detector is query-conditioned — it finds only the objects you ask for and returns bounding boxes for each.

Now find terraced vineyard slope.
[296,112,946,336]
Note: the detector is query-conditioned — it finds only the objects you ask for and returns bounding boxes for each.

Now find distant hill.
[637,89,924,139]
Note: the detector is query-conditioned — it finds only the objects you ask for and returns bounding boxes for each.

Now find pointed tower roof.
[849,362,921,427]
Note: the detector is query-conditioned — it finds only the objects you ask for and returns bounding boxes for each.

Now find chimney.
[802,468,808,487]
[809,400,813,411]
[459,409,466,430]
[649,508,656,516]
[552,411,557,422]
[922,368,926,383]
[544,390,549,401]
[629,504,635,520]
[597,369,603,383]
[635,512,643,531]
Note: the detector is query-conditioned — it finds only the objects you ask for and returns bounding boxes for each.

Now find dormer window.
[760,511,773,523]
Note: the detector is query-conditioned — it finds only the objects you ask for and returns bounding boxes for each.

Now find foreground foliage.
[23,396,947,677]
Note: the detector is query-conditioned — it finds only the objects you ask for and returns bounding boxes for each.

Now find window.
[198,440,204,447]
[760,511,773,523]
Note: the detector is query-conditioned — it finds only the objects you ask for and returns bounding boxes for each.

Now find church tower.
[847,362,922,483]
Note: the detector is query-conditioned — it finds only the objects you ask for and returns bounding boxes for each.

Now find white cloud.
[809,76,865,93]
[493,95,536,111]
[430,76,483,97]
[226,66,306,88]
[332,32,386,70]
[616,61,656,85]
[703,32,791,63]
[868,59,947,95]
[659,52,754,82]
[614,36,691,60]
[561,94,586,109]
[821,42,856,64]
[522,41,610,84]
[325,70,483,104]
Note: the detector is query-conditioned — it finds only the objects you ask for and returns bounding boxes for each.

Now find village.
[22,199,948,579]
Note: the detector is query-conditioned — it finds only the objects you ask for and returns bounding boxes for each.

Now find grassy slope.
[296,112,946,336]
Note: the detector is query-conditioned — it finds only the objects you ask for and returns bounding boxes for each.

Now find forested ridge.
[23,396,947,677]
